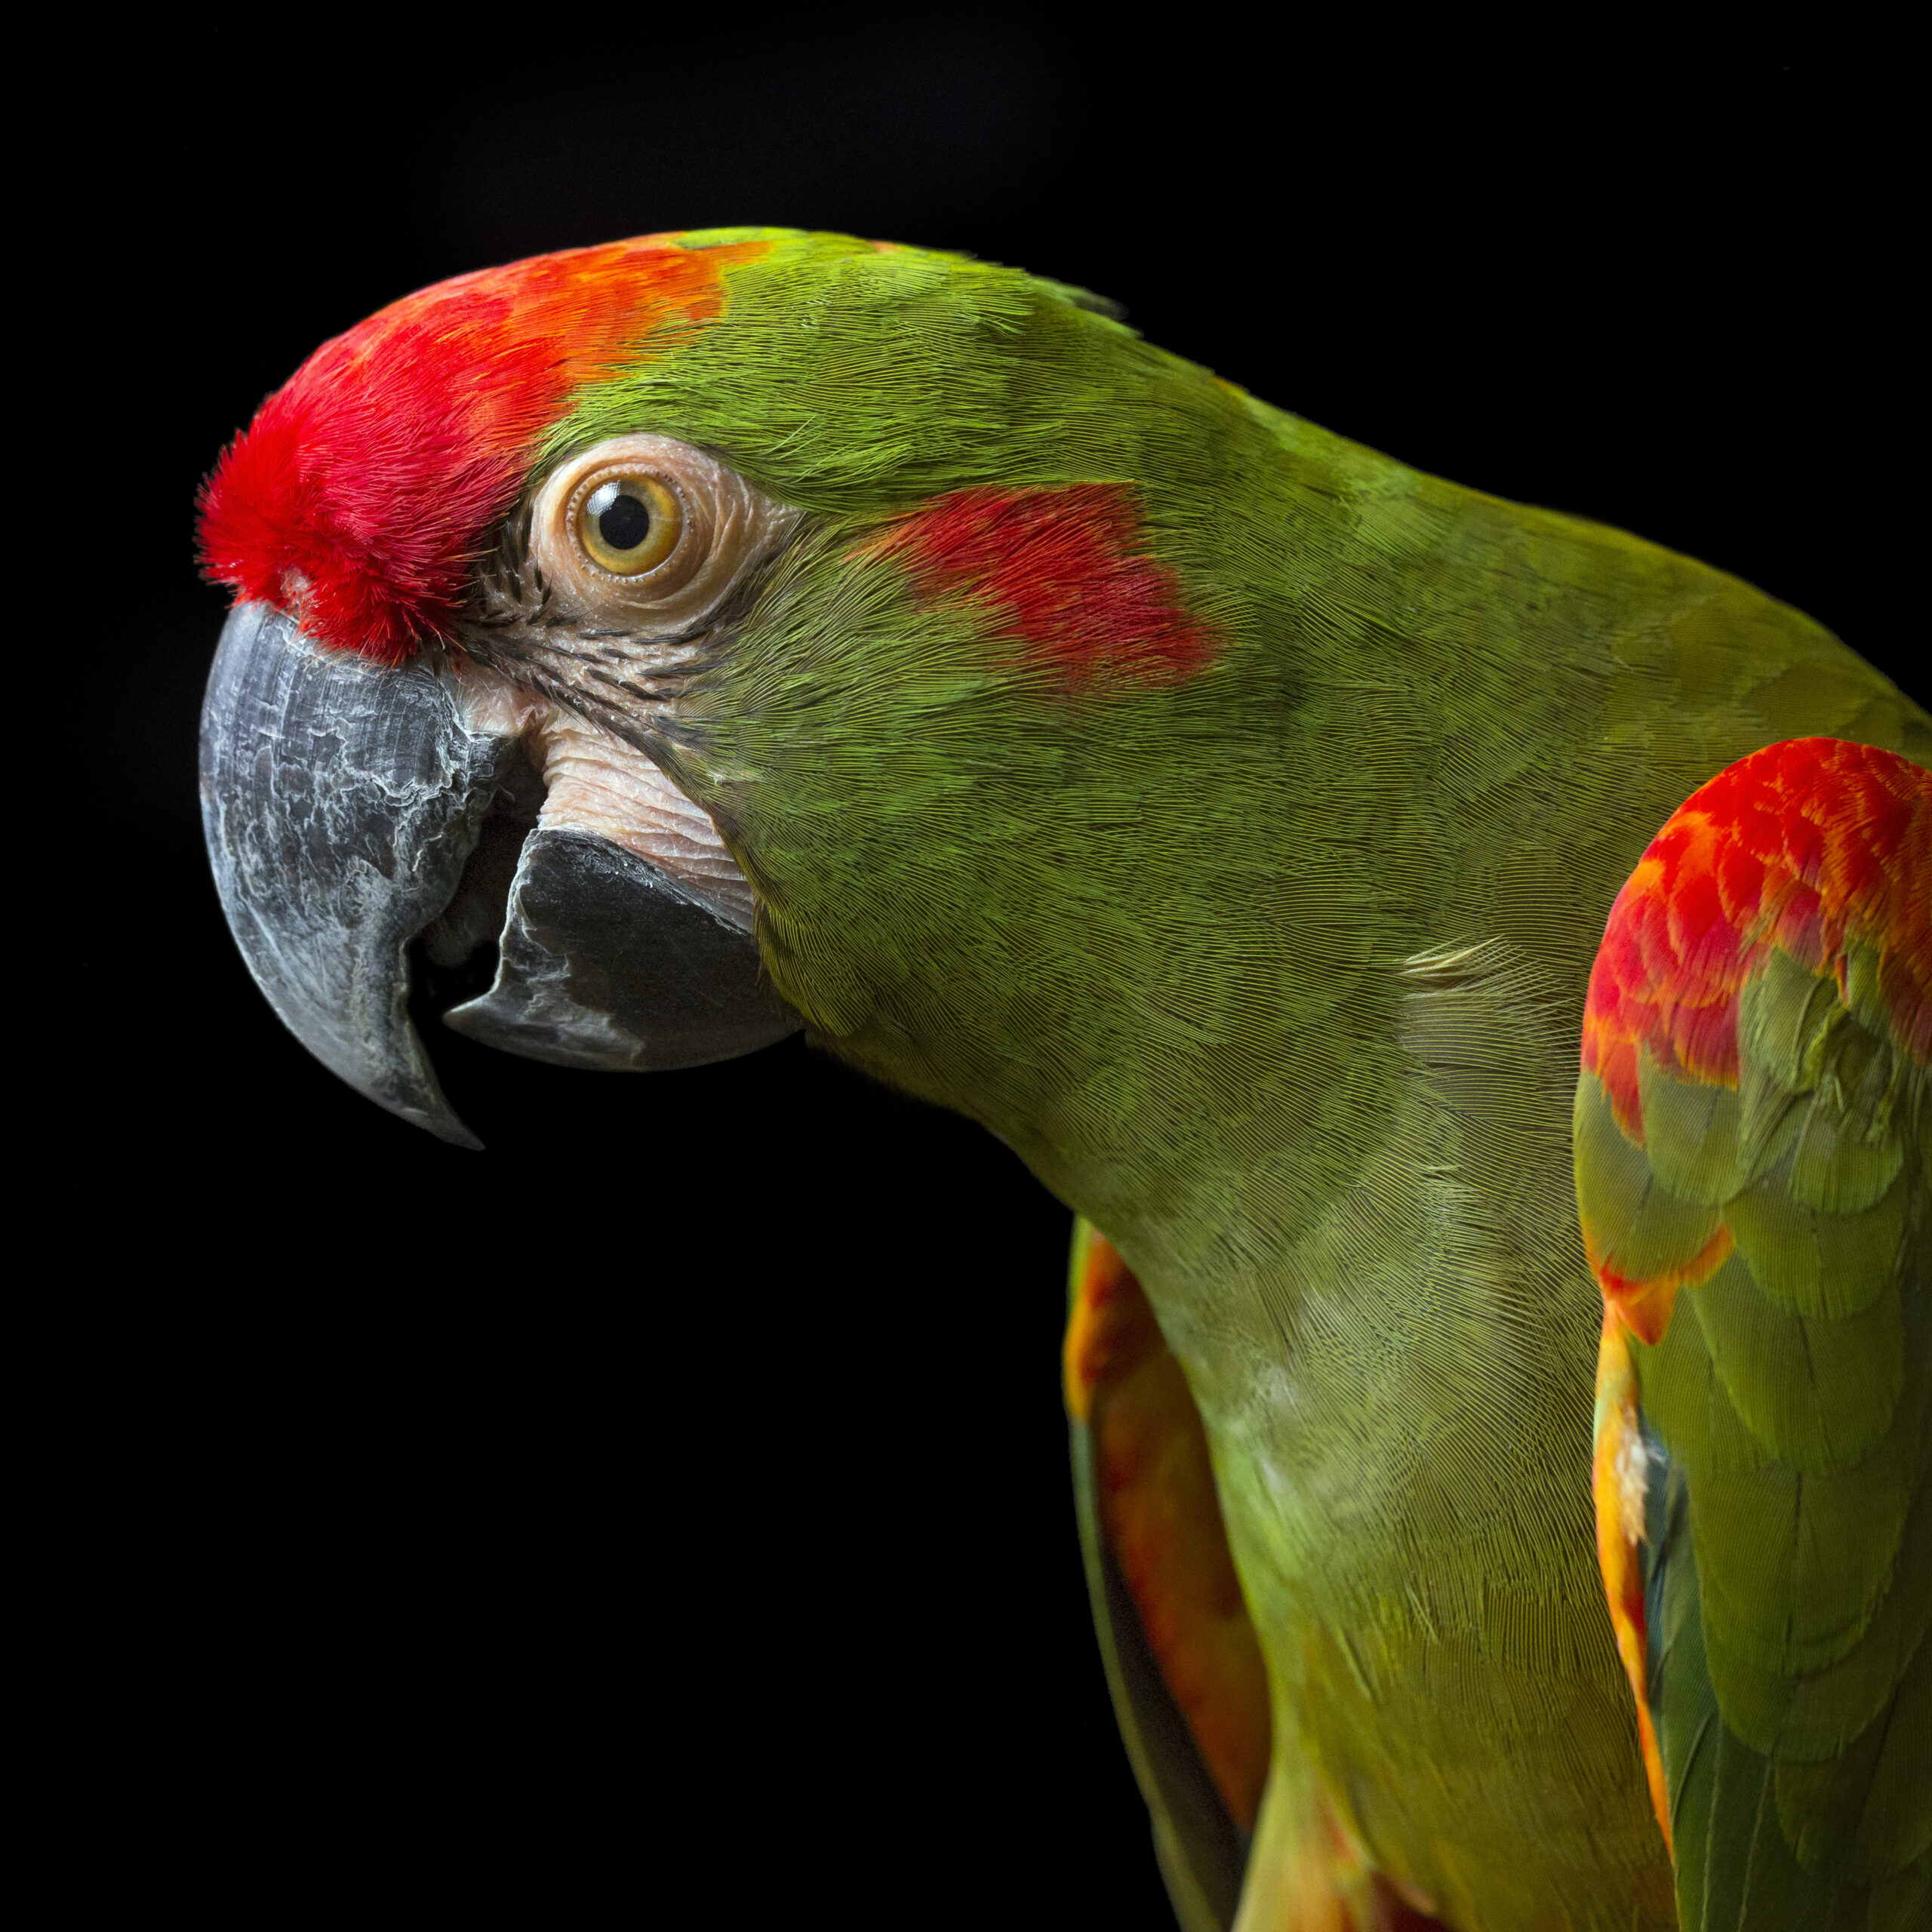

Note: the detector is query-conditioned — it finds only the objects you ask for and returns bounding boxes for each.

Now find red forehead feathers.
[196,236,760,659]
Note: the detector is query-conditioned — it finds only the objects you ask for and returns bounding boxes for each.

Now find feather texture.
[201,231,1932,1927]
[1577,740,1930,1930]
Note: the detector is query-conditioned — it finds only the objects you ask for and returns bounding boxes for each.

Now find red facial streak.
[879,485,1217,688]
[196,235,765,660]
[1581,737,1930,1140]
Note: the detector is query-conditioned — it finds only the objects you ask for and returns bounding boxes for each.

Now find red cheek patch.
[877,485,1218,689]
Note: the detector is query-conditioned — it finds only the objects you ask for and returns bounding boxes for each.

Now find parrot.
[194,229,1929,1932]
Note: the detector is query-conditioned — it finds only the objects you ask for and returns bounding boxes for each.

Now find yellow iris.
[576,475,683,576]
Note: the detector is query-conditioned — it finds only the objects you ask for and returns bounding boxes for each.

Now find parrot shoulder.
[1575,737,1932,1931]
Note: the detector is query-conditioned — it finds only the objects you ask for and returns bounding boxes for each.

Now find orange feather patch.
[1063,1230,1271,1834]
[1591,1312,1673,1851]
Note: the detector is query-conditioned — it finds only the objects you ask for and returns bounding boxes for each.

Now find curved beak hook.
[198,602,515,1147]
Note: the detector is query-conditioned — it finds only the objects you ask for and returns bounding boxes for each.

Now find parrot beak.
[198,602,800,1147]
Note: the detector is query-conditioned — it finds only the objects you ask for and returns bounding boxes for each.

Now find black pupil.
[598,491,651,552]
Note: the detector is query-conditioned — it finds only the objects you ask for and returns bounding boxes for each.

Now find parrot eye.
[577,475,683,577]
[528,434,794,635]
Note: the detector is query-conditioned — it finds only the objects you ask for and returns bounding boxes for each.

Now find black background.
[63,20,1918,1926]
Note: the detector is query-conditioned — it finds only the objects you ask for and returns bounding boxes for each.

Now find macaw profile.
[196,230,1929,1931]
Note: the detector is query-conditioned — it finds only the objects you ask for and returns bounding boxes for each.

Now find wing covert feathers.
[1576,738,1931,1931]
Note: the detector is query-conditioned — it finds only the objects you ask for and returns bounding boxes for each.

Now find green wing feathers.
[1577,738,1930,1931]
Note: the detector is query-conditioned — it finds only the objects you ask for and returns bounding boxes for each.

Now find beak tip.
[418,1109,485,1152]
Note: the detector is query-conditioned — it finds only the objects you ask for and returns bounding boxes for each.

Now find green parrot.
[195,229,1929,1931]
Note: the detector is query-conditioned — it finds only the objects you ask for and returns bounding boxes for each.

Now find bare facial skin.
[441,435,800,932]
[445,654,755,932]
[531,706,755,931]
[432,435,803,934]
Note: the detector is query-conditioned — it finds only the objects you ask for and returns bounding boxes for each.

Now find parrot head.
[197,228,1290,1168]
